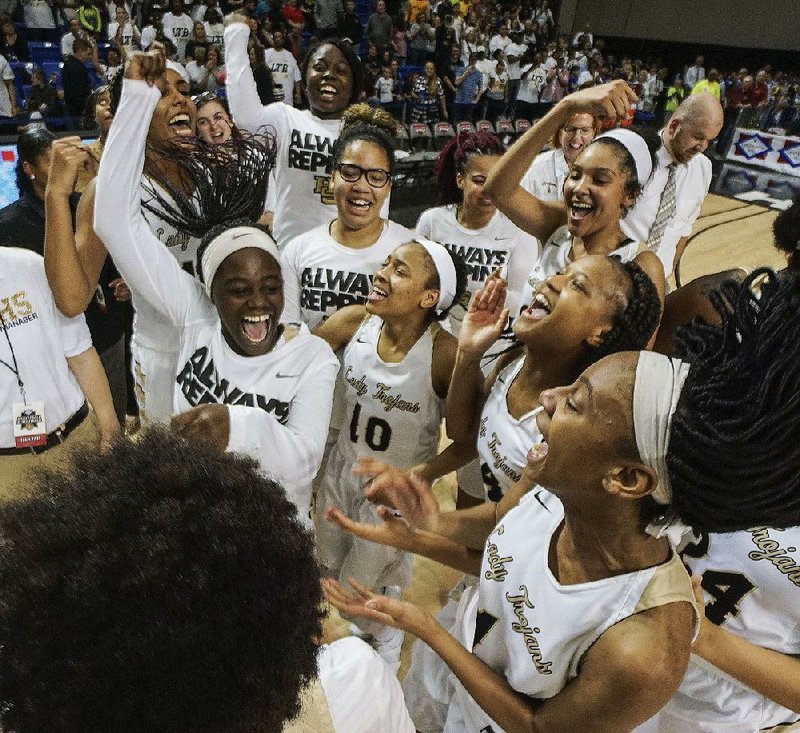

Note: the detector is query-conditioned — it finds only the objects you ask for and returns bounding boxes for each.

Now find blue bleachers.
[27,42,61,63]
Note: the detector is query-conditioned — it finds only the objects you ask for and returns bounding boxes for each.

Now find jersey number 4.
[349,403,391,451]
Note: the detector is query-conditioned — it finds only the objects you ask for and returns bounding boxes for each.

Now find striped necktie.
[646,162,678,251]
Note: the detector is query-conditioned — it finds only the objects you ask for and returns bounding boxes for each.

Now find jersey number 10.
[349,403,392,451]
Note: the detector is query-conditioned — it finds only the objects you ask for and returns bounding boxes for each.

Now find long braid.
[668,269,800,532]
[140,129,277,238]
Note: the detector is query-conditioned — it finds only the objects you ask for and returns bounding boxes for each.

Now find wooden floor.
[321,192,791,677]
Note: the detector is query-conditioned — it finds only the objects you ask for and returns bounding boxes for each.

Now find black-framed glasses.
[335,162,391,188]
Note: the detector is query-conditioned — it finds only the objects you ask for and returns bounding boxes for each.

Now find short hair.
[0,428,323,732]
[14,128,55,195]
[301,38,363,107]
[668,269,800,532]
[73,37,92,54]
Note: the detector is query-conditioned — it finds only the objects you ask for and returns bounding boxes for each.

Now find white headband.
[414,238,457,314]
[632,351,690,506]
[595,128,653,187]
[200,226,281,298]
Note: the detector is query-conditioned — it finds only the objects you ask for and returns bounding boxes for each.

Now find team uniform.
[315,315,445,613]
[519,225,645,315]
[281,220,414,329]
[127,181,203,425]
[224,23,389,248]
[96,78,339,524]
[441,489,696,733]
[520,148,569,203]
[638,528,800,733]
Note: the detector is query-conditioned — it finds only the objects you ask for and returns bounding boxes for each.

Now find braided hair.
[772,190,800,272]
[667,269,800,532]
[577,258,661,371]
[332,103,399,174]
[433,131,506,205]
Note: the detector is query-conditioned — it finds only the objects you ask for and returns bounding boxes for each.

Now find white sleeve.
[224,22,278,134]
[94,78,205,328]
[506,231,539,299]
[279,239,303,324]
[680,159,712,237]
[415,208,434,238]
[290,55,302,84]
[226,341,338,487]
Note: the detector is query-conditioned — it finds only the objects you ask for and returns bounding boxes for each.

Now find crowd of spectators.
[0,0,799,142]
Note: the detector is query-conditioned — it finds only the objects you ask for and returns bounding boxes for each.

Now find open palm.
[459,277,509,356]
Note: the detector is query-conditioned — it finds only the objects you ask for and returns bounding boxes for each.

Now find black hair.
[589,124,660,202]
[194,90,230,117]
[416,241,469,322]
[301,38,363,107]
[83,83,111,130]
[108,62,124,113]
[433,131,506,205]
[772,190,800,272]
[577,258,661,371]
[196,218,276,291]
[140,130,277,240]
[0,427,323,733]
[667,269,800,532]
[14,128,55,196]
[332,103,398,174]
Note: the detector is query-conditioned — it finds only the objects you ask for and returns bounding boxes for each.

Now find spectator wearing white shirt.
[570,24,592,48]
[622,93,723,278]
[162,0,194,62]
[107,7,140,57]
[263,29,301,106]
[60,17,84,58]
[139,7,163,50]
[488,23,510,56]
[684,55,705,89]
[0,52,17,119]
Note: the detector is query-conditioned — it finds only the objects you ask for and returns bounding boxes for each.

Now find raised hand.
[325,505,417,552]
[563,79,638,121]
[46,136,94,197]
[124,49,166,88]
[321,577,436,639]
[353,457,441,534]
[458,276,509,357]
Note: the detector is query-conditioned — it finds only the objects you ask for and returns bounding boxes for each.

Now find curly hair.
[665,269,800,532]
[589,124,660,201]
[0,428,323,733]
[578,258,661,371]
[433,131,506,205]
[332,103,399,174]
[772,190,800,272]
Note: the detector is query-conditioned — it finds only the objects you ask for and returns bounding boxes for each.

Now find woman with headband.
[93,54,339,524]
[324,271,800,732]
[484,81,667,310]
[313,237,469,671]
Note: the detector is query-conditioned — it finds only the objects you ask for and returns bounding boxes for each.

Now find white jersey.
[225,23,389,248]
[336,315,443,467]
[280,220,414,328]
[476,355,542,502]
[446,489,696,733]
[519,225,643,315]
[415,205,538,337]
[654,528,800,732]
[129,179,203,423]
[263,47,301,105]
[106,21,138,54]
[520,148,569,203]
[96,78,340,523]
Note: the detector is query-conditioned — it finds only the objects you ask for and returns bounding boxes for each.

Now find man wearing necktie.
[622,93,723,279]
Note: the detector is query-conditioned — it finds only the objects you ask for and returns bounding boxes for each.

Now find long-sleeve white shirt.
[95,79,339,522]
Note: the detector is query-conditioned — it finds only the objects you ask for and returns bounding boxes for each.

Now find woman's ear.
[602,462,657,501]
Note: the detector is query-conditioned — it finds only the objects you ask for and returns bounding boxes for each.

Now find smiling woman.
[224,16,365,247]
[93,54,339,525]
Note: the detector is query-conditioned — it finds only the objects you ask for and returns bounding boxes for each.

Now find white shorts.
[130,337,179,425]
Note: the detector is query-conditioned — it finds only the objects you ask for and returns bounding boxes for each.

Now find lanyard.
[0,309,27,404]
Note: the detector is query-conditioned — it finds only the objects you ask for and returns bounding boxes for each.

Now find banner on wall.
[726,128,800,177]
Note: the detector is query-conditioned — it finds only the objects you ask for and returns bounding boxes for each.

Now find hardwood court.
[321,191,791,677]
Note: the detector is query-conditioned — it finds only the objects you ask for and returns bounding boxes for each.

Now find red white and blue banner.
[727,128,800,177]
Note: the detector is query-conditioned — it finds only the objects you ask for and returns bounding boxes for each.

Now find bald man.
[622,93,723,278]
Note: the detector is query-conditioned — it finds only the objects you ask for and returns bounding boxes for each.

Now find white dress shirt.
[622,133,711,276]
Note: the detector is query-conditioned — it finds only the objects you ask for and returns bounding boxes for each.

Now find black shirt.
[62,55,92,120]
[0,190,131,352]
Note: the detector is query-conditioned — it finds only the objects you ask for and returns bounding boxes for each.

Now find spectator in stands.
[281,0,305,56]
[25,64,61,116]
[1,17,28,61]
[108,7,140,58]
[485,55,508,122]
[540,53,569,105]
[752,68,770,106]
[204,8,224,45]
[623,93,723,278]
[192,42,223,92]
[62,36,93,121]
[411,59,447,122]
[139,5,162,49]
[247,39,276,105]
[313,0,341,40]
[337,0,362,45]
[684,54,704,89]
[60,16,84,57]
[21,0,58,42]
[162,0,194,62]
[448,50,480,123]
[488,22,510,57]
[0,50,19,122]
[434,12,456,74]
[515,50,547,121]
[691,67,720,100]
[570,22,591,49]
[366,0,392,57]
[184,20,210,62]
[392,17,406,65]
[408,9,434,66]
[760,91,798,135]
[664,75,686,123]
[76,83,111,191]
[103,47,121,81]
[185,45,207,91]
[77,0,102,35]
[263,28,301,105]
